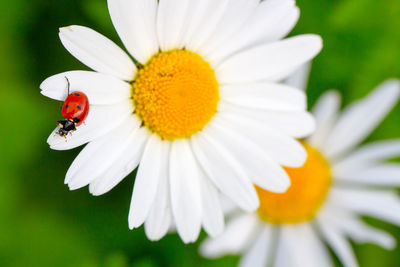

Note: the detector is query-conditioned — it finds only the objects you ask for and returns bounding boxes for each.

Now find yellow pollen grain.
[132,49,219,140]
[256,142,332,224]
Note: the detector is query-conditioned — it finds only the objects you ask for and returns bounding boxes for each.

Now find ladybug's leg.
[64,76,71,96]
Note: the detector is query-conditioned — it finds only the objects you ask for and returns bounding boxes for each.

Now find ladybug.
[56,77,89,137]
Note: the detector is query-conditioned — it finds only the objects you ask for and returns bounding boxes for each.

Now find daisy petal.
[47,100,133,150]
[200,0,258,57]
[253,0,299,42]
[220,195,239,216]
[330,188,400,226]
[334,163,400,187]
[59,25,136,81]
[157,0,190,51]
[318,222,357,267]
[220,82,306,111]
[346,222,396,250]
[239,225,273,267]
[216,109,308,167]
[206,121,290,193]
[308,90,341,149]
[284,62,311,92]
[219,101,315,138]
[200,214,259,258]
[216,34,322,84]
[199,171,224,238]
[191,132,258,211]
[333,140,400,173]
[274,224,332,267]
[184,0,229,52]
[323,80,400,158]
[129,135,170,229]
[209,0,299,64]
[40,71,131,105]
[144,153,172,241]
[323,211,396,250]
[169,140,202,243]
[89,128,149,196]
[108,0,158,64]
[65,116,140,190]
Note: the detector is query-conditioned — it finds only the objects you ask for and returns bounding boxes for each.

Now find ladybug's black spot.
[77,105,82,110]
[65,104,69,108]
[74,93,80,96]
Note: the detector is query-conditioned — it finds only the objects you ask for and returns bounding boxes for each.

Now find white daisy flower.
[40,0,322,243]
[200,75,400,266]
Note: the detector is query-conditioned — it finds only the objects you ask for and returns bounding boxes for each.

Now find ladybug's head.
[56,120,76,137]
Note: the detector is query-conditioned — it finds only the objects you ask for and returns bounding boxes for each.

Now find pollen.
[132,50,219,140]
[256,142,332,224]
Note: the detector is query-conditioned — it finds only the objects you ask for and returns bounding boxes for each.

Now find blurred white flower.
[200,75,400,266]
[40,0,322,243]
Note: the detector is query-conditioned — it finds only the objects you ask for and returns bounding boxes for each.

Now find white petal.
[65,116,140,190]
[200,0,258,57]
[89,127,149,196]
[59,26,136,81]
[318,222,357,267]
[220,195,239,216]
[346,223,395,250]
[108,0,158,63]
[169,140,202,243]
[200,214,259,258]
[216,34,322,84]
[307,90,341,149]
[129,135,170,229]
[319,210,396,250]
[157,0,191,51]
[216,108,308,167]
[206,121,290,192]
[220,82,306,111]
[183,0,229,52]
[283,62,311,91]
[333,140,400,173]
[330,187,400,226]
[239,225,274,267]
[191,132,258,211]
[274,224,332,267]
[218,101,315,138]
[323,80,400,158]
[40,71,131,105]
[209,0,299,64]
[199,171,224,238]
[334,163,400,187]
[144,153,173,241]
[47,100,134,150]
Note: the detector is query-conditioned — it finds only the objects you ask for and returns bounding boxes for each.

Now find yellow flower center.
[256,142,332,224]
[132,49,219,140]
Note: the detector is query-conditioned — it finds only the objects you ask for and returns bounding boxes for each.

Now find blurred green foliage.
[0,0,399,266]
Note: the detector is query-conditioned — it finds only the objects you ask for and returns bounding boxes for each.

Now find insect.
[56,77,89,137]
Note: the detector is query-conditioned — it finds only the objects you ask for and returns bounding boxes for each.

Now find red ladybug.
[56,77,89,137]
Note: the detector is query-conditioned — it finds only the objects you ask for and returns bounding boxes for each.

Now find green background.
[0,0,399,266]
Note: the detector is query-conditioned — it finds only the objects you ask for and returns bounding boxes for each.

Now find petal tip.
[59,26,75,33]
[128,220,135,230]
